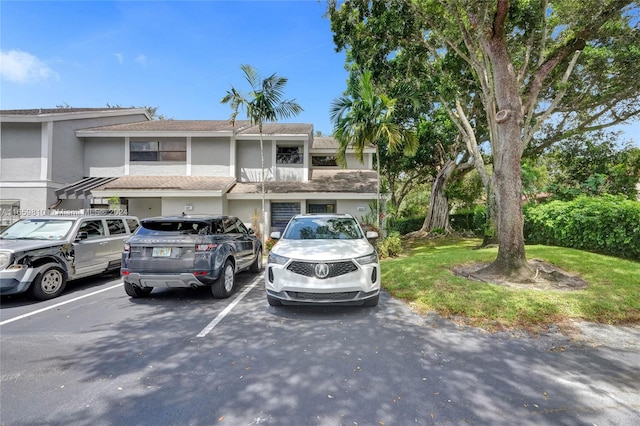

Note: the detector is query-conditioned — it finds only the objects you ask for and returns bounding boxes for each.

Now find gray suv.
[0,215,140,300]
[121,215,262,299]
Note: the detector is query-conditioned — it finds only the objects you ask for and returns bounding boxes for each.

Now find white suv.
[265,213,380,307]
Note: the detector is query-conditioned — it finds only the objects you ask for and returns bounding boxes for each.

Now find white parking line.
[0,282,123,326]
[197,275,261,337]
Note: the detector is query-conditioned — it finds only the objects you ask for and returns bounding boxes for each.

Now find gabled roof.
[238,123,313,136]
[94,175,236,191]
[228,170,378,195]
[0,107,150,123]
[78,120,251,133]
[0,107,130,116]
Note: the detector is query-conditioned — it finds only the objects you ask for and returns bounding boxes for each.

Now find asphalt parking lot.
[1,271,639,425]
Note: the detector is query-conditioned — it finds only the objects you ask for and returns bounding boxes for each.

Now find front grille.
[287,260,358,279]
[285,291,359,301]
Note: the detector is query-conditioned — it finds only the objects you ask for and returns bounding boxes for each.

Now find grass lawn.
[380,237,640,332]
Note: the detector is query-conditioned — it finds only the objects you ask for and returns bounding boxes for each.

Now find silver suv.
[0,215,139,300]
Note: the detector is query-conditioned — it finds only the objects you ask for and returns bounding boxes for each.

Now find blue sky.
[0,0,347,135]
[1,0,638,144]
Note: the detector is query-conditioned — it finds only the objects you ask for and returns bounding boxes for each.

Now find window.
[107,219,126,235]
[312,156,337,167]
[130,141,186,162]
[79,220,105,238]
[126,218,139,233]
[276,146,303,164]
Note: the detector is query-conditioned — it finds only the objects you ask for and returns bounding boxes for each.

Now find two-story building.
[1,108,379,235]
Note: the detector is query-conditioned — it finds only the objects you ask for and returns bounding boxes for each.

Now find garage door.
[271,202,300,233]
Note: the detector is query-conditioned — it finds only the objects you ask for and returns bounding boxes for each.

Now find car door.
[105,218,130,268]
[73,218,111,276]
[231,218,256,269]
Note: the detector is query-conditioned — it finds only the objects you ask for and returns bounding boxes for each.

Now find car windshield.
[0,219,75,240]
[283,217,363,240]
[136,220,213,236]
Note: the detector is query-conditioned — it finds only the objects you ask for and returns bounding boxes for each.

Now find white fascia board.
[1,109,149,123]
[91,190,226,198]
[226,192,377,200]
[236,134,310,141]
[76,130,236,137]
[310,147,376,154]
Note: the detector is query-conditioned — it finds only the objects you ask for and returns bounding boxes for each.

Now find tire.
[363,293,379,307]
[249,249,263,273]
[267,294,282,306]
[212,259,235,298]
[30,264,67,300]
[124,281,152,298]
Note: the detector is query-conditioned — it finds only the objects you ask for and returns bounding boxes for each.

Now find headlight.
[267,252,290,265]
[0,252,11,269]
[355,252,378,265]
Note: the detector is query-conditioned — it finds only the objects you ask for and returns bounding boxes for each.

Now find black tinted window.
[79,220,105,238]
[126,218,139,233]
[137,220,210,235]
[107,219,126,235]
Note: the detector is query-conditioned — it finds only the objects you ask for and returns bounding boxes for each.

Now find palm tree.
[221,64,303,245]
[330,71,416,229]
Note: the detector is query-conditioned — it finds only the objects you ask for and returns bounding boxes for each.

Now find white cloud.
[0,49,56,83]
[135,54,147,66]
[113,53,124,64]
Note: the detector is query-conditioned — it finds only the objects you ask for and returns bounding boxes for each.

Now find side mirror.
[270,231,281,240]
[366,231,379,240]
[75,231,89,241]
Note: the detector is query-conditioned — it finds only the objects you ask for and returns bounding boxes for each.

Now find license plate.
[152,247,171,257]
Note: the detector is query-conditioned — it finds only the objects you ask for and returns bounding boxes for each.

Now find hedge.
[524,195,640,261]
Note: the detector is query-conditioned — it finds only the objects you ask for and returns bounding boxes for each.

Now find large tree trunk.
[481,176,499,246]
[420,159,455,234]
[480,11,530,278]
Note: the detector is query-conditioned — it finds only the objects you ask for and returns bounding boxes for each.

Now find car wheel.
[124,281,152,298]
[212,259,235,298]
[30,264,67,300]
[249,249,263,273]
[363,293,379,307]
[267,294,282,306]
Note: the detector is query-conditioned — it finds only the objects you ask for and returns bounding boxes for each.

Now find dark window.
[106,219,126,235]
[126,218,139,233]
[271,202,301,233]
[276,146,303,164]
[312,156,337,167]
[79,220,105,238]
[130,140,186,162]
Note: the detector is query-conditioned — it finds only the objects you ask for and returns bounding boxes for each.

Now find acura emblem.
[315,263,329,278]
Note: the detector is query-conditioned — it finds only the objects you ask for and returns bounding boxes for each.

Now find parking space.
[2,271,639,425]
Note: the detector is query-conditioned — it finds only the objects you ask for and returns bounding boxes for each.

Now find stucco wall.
[228,199,262,230]
[53,113,147,183]
[236,140,273,182]
[0,122,42,181]
[128,198,162,219]
[161,197,223,216]
[85,138,125,176]
[336,199,373,222]
[191,137,231,176]
[128,163,187,175]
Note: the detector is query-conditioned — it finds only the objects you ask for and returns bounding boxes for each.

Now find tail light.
[196,243,218,252]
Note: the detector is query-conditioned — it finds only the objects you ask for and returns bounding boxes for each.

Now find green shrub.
[265,237,277,252]
[377,232,403,258]
[524,195,640,260]
[387,217,423,235]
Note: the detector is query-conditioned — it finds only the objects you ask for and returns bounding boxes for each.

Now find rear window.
[136,220,212,236]
[283,217,363,240]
